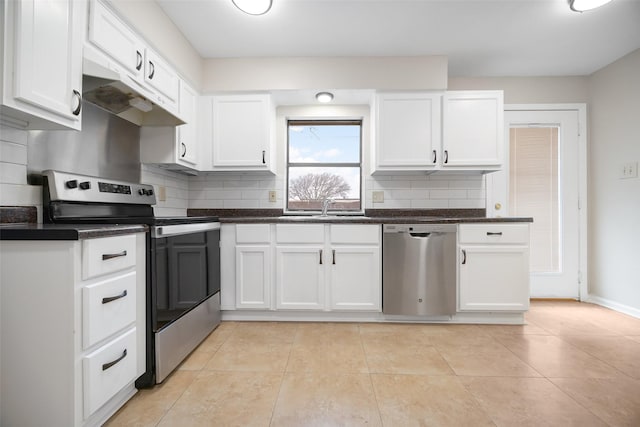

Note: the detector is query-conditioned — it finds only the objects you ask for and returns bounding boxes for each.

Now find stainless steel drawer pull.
[102,349,127,371]
[486,232,503,236]
[102,251,127,261]
[102,290,127,304]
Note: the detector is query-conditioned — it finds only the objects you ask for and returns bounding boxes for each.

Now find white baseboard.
[586,295,640,319]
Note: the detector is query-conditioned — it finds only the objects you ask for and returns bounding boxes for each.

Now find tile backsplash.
[141,164,190,216]
[185,171,485,211]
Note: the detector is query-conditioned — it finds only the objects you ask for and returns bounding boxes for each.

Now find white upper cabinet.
[211,94,275,172]
[177,81,198,166]
[139,80,199,171]
[88,0,144,81]
[143,48,180,114]
[1,0,83,130]
[372,90,504,173]
[442,90,504,168]
[373,92,441,172]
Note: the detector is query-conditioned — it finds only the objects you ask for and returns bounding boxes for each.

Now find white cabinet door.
[276,246,325,310]
[442,91,503,167]
[330,246,381,311]
[458,245,530,311]
[144,49,180,112]
[88,0,144,80]
[212,94,274,171]
[8,0,83,129]
[177,81,198,166]
[374,92,441,172]
[236,245,271,309]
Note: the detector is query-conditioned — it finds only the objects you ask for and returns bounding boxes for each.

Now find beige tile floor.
[106,301,640,426]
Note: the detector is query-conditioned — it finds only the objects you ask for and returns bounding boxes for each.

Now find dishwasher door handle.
[409,232,431,238]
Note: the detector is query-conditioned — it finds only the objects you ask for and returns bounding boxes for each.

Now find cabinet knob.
[495,203,502,210]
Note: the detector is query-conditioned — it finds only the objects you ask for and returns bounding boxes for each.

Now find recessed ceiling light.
[232,0,273,15]
[315,92,334,103]
[569,0,613,12]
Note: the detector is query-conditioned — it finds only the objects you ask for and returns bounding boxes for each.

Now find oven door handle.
[152,222,221,238]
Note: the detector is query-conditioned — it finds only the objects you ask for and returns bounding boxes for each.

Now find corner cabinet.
[372,90,504,173]
[457,223,530,312]
[210,94,275,173]
[0,233,147,426]
[1,0,84,130]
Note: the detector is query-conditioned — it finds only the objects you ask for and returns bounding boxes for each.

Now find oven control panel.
[43,170,157,205]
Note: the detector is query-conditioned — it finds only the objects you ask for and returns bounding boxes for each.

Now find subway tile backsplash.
[140,164,189,216]
[184,171,485,211]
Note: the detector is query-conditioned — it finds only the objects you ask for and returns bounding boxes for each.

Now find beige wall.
[109,0,203,89]
[448,76,589,104]
[587,48,640,313]
[202,56,448,93]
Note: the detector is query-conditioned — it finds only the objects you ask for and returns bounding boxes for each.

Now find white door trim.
[502,104,588,301]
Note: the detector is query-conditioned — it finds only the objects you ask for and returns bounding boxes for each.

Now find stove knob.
[146,189,154,196]
[79,181,91,190]
[138,189,146,196]
[66,180,78,189]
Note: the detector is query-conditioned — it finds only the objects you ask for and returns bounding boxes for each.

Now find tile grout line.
[356,323,386,426]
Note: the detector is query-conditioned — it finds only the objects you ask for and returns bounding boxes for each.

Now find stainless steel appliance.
[383,224,457,316]
[42,170,221,386]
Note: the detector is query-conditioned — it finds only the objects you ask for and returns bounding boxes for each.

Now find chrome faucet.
[320,198,334,216]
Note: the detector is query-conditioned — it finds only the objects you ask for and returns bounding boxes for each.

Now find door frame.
[488,104,588,301]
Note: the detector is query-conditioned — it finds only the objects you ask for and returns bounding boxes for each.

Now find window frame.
[285,119,363,215]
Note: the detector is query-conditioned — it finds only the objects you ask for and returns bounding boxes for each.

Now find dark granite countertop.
[187,208,533,225]
[0,223,148,240]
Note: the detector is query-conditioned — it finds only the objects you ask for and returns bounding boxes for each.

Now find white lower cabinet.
[235,245,271,309]
[227,223,382,313]
[458,223,530,312]
[233,224,272,309]
[330,246,381,310]
[276,246,325,309]
[0,233,146,427]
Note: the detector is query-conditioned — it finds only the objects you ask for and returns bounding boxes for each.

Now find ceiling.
[156,0,640,77]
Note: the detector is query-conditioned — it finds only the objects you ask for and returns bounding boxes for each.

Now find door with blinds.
[488,109,583,298]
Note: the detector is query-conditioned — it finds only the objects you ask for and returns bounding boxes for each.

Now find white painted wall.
[449,76,588,104]
[587,48,640,315]
[202,56,448,92]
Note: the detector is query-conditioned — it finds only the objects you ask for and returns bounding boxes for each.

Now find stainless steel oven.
[42,170,221,387]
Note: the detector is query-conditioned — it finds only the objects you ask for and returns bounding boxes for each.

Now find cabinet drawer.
[83,328,137,418]
[83,271,137,349]
[330,224,380,244]
[236,224,271,243]
[276,224,324,243]
[459,224,529,244]
[82,235,136,280]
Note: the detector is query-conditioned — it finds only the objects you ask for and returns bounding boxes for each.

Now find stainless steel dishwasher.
[383,224,457,316]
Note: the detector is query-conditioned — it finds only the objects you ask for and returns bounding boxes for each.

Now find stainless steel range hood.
[82,49,185,127]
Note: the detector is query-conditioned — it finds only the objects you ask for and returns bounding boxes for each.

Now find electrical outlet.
[621,162,638,179]
[268,190,277,202]
[157,185,167,202]
[372,191,384,203]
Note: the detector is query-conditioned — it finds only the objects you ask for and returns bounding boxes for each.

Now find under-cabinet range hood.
[82,49,184,127]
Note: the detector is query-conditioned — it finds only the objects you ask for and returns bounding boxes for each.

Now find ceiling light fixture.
[315,92,334,103]
[569,0,613,12]
[232,0,273,15]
